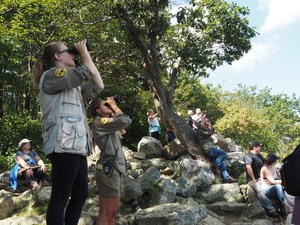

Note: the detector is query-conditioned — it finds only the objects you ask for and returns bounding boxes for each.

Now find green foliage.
[0,0,297,158]
[31,204,48,215]
[174,75,224,123]
[214,85,300,157]
[163,0,257,75]
[0,155,10,172]
[0,110,43,161]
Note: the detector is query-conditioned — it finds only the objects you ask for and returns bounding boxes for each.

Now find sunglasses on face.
[57,46,79,55]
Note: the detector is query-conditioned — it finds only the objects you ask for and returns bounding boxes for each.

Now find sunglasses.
[57,46,79,55]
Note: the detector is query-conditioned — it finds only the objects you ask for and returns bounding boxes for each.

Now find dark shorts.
[96,165,122,197]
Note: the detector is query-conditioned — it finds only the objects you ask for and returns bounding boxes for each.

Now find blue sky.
[202,0,300,98]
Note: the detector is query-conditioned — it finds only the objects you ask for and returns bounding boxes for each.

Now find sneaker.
[284,203,293,214]
[224,177,236,183]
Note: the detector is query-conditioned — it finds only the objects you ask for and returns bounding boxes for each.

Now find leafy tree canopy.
[1,0,298,162]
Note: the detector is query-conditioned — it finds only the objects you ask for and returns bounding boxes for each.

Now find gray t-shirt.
[15,150,39,166]
[245,152,264,183]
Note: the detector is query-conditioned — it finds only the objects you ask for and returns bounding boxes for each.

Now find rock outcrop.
[0,136,289,225]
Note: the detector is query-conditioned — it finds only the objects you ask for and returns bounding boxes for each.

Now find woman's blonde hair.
[32,41,64,93]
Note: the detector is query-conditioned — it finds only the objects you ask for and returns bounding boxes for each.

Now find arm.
[246,164,257,183]
[35,155,47,172]
[75,40,104,90]
[148,113,158,120]
[15,155,34,177]
[92,97,132,135]
[262,167,282,185]
[16,156,31,170]
[106,96,123,116]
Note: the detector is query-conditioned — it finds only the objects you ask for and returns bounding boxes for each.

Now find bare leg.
[96,196,120,225]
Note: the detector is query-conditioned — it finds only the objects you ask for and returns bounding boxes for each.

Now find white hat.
[18,139,31,147]
[196,108,201,113]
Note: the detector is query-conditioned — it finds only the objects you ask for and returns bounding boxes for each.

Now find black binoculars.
[64,42,90,55]
[104,95,121,107]
[112,95,121,104]
[67,46,79,55]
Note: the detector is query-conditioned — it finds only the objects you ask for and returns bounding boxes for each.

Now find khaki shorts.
[96,165,122,197]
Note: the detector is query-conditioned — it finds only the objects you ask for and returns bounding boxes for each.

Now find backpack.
[280,144,300,196]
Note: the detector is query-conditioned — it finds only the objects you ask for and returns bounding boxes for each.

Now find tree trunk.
[0,81,3,117]
[115,4,207,160]
[158,102,206,159]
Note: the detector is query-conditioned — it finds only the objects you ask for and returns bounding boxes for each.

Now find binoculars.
[104,95,121,107]
[67,46,79,55]
[65,42,90,55]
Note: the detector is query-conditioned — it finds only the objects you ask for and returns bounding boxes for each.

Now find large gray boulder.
[162,139,188,160]
[201,183,242,203]
[180,158,215,190]
[0,190,14,219]
[135,198,208,225]
[137,136,163,158]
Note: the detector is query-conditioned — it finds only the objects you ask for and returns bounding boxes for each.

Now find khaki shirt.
[91,114,132,173]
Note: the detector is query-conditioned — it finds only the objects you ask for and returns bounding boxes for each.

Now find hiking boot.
[284,203,293,214]
[224,177,236,183]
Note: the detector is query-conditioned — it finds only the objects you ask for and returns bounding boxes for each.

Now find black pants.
[46,153,88,225]
[18,167,45,185]
[150,131,160,140]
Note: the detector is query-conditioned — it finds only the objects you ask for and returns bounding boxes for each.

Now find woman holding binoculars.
[33,39,104,225]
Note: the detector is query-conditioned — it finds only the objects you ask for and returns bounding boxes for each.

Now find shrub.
[0,111,43,167]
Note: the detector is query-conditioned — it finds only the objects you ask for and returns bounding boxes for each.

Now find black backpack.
[280,144,300,196]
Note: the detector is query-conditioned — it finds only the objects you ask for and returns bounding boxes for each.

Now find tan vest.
[39,70,92,156]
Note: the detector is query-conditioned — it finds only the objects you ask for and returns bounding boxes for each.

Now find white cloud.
[218,0,300,75]
[213,38,279,75]
[260,0,300,33]
[232,40,279,73]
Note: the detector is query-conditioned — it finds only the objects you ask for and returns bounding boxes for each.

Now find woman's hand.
[74,39,89,56]
[106,96,123,115]
[105,96,117,109]
[75,39,104,90]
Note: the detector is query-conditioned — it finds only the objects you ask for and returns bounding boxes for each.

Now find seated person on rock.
[11,138,46,191]
[245,141,279,217]
[185,110,194,129]
[194,116,235,183]
[260,153,293,214]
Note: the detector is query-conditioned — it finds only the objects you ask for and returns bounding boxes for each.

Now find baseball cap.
[18,138,31,148]
[249,141,263,149]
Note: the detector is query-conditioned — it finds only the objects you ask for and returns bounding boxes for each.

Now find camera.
[103,159,114,176]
